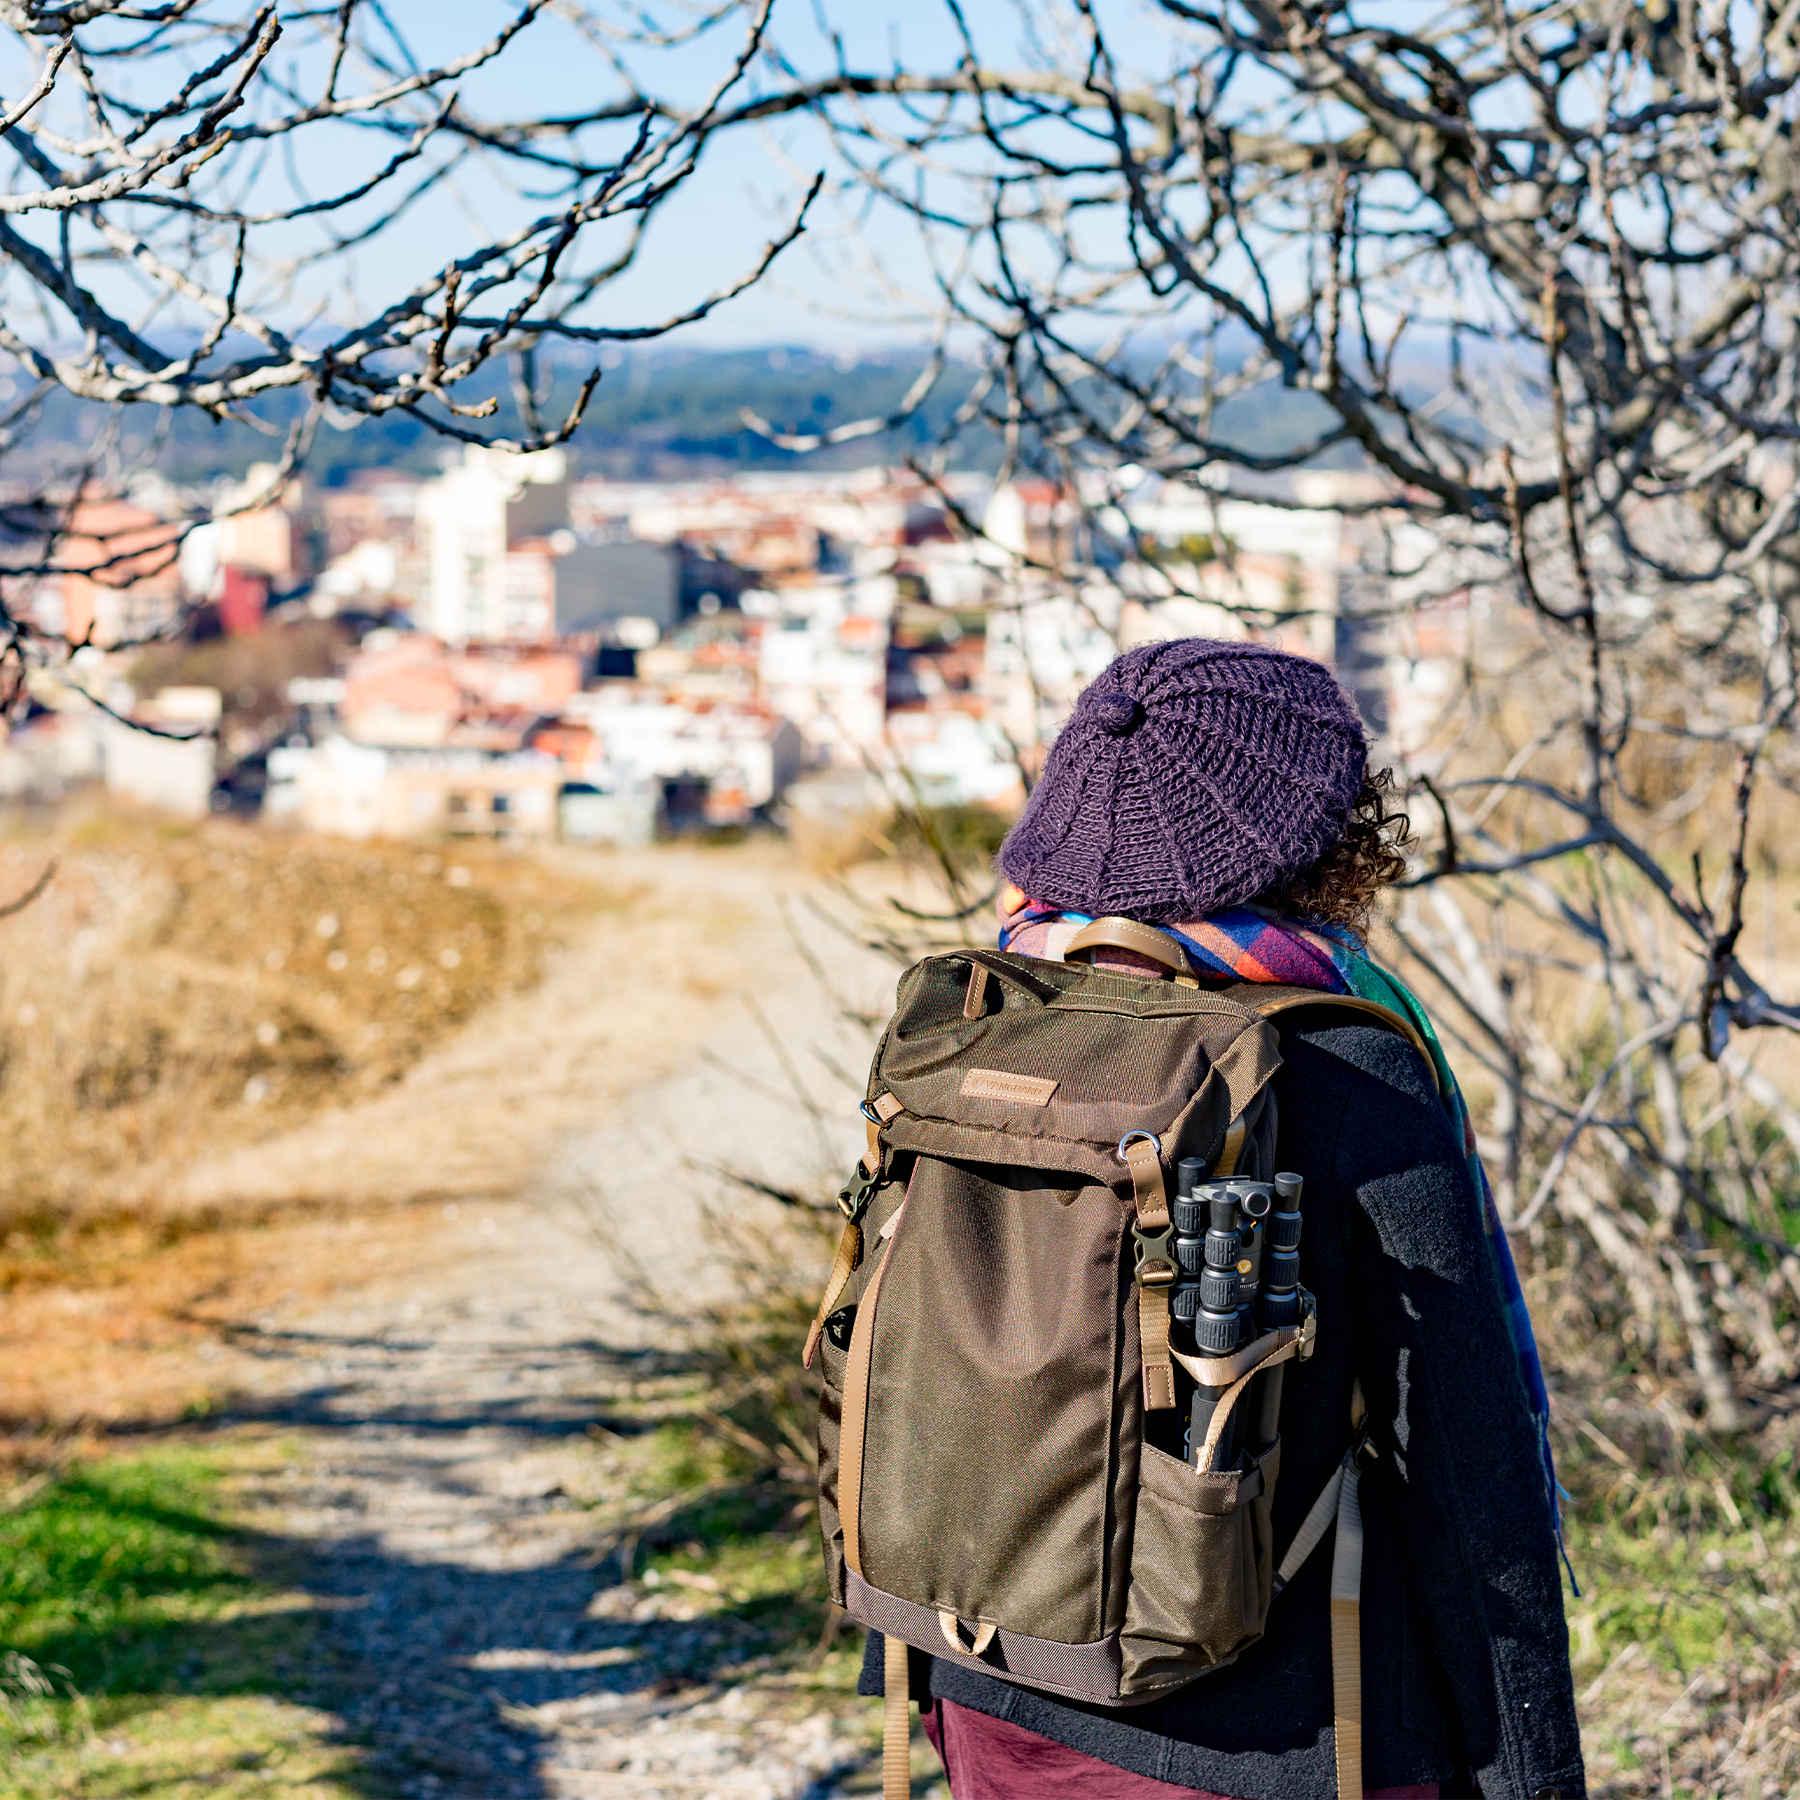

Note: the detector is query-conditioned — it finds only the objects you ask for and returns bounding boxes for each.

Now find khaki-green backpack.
[803,920,1430,1800]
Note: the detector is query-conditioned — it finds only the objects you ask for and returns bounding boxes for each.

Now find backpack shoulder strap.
[1273,1382,1372,1800]
[1234,984,1440,1096]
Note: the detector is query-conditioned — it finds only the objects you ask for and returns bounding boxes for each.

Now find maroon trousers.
[922,1696,1442,1800]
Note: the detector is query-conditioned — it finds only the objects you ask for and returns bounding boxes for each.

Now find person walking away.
[850,640,1585,1800]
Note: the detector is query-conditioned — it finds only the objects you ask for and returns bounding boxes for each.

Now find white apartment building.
[755,581,889,767]
[102,686,221,818]
[885,708,1023,809]
[416,447,570,642]
[986,473,1466,758]
[567,688,804,818]
[265,735,562,841]
[982,576,1128,750]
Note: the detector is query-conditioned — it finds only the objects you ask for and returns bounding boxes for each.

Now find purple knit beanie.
[998,639,1369,922]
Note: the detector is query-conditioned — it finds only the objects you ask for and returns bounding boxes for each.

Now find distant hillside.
[569,344,981,477]
[3,340,1350,489]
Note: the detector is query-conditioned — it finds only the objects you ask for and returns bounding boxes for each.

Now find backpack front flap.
[813,946,1292,1706]
[871,948,1279,1182]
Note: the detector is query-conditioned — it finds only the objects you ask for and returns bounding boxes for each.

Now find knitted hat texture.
[998,639,1369,921]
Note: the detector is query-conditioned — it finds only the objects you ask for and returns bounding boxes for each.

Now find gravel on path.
[194,846,938,1799]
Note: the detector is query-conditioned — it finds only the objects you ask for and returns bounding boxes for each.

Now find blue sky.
[277,1,1185,348]
[0,2,1225,353]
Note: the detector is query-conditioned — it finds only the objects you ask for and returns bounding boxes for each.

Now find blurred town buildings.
[1,446,1481,842]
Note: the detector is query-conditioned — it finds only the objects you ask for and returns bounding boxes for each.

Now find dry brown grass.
[0,802,622,1223]
[0,802,632,1472]
[0,1193,459,1477]
[0,802,633,1476]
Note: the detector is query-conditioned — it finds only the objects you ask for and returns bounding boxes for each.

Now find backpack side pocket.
[1119,1440,1279,1694]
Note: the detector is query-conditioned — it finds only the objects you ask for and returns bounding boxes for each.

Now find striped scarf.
[998,885,1569,1580]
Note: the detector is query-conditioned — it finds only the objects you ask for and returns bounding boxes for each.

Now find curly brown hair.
[1252,766,1413,934]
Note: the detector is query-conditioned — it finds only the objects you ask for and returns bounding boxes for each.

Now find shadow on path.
[31,1315,859,1799]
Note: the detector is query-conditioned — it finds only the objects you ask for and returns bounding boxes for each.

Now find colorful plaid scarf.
[998,885,1570,1580]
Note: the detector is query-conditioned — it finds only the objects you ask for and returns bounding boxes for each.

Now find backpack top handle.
[1063,915,1200,988]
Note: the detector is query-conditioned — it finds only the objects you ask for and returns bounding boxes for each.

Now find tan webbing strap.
[1171,1316,1309,1390]
[839,1244,894,1580]
[936,1610,998,1656]
[1122,1135,1177,1410]
[1137,1283,1176,1412]
[1243,987,1439,1094]
[801,1217,862,1370]
[883,1632,911,1800]
[802,1116,886,1369]
[1215,1113,1248,1176]
[1331,1458,1366,1799]
[1123,1133,1169,1232]
[1193,1335,1307,1469]
[1275,1460,1346,1594]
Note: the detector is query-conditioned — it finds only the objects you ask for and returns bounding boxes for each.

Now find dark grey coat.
[860,1018,1586,1800]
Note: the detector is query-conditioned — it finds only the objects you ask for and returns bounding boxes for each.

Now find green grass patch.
[598,1258,873,1703]
[1563,1427,1800,1680]
[1571,1519,1768,1671]
[1564,1452,1800,1800]
[627,1420,815,1616]
[0,1444,361,1799]
[618,1417,861,1696]
[2,1446,253,1699]
[640,1471,820,1631]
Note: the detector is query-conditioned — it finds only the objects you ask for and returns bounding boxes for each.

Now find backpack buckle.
[1133,1224,1177,1288]
[838,1167,879,1222]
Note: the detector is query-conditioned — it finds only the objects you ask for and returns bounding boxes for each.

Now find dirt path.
[177,845,918,1798]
